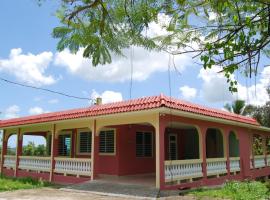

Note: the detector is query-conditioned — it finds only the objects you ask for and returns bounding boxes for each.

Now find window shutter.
[79,132,91,153]
[136,132,152,157]
[99,130,115,153]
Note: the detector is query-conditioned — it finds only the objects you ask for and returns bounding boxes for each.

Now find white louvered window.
[78,130,92,154]
[136,132,153,157]
[58,133,71,156]
[99,130,115,154]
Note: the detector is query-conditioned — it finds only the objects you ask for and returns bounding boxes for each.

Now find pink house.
[0,94,270,190]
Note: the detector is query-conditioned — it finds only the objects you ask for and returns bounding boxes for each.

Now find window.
[77,129,92,154]
[99,130,115,154]
[58,133,71,156]
[136,132,153,157]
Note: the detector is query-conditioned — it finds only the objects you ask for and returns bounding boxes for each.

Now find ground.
[0,188,197,200]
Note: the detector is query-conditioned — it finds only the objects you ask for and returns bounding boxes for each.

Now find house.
[0,94,269,190]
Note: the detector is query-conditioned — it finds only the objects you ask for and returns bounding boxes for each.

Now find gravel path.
[0,188,200,200]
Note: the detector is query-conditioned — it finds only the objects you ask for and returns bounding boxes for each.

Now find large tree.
[52,0,270,91]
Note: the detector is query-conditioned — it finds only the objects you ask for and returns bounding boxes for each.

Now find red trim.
[0,94,259,128]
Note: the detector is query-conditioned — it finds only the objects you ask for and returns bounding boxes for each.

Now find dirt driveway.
[0,188,198,200]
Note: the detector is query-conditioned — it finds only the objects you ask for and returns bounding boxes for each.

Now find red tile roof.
[0,94,259,128]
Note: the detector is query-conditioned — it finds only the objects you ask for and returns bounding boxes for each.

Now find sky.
[0,0,270,147]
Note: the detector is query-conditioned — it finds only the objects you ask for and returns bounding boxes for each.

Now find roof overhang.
[1,107,269,133]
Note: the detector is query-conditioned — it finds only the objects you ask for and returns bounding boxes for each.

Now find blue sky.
[0,0,270,147]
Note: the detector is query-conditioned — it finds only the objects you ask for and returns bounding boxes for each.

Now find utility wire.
[0,77,94,102]
[129,46,134,99]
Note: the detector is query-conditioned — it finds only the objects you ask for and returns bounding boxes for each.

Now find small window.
[77,130,92,154]
[58,133,71,156]
[99,130,115,154]
[136,132,153,157]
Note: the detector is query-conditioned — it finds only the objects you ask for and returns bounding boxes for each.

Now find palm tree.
[224,100,246,115]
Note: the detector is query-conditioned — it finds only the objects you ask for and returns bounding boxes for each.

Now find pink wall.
[95,124,156,176]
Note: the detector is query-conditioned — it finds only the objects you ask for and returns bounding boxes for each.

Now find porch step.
[64,180,160,198]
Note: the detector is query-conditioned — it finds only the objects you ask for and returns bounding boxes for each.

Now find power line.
[0,77,94,102]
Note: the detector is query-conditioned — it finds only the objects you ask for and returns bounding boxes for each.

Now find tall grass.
[0,175,51,192]
[191,180,269,200]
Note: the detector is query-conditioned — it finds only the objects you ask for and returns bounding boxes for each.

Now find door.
[168,133,178,160]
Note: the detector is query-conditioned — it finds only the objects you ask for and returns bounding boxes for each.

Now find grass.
[190,180,270,200]
[0,175,51,192]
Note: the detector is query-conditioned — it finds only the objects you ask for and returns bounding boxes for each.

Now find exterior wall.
[96,124,156,176]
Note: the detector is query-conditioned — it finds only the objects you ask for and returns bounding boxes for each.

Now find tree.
[23,142,47,156]
[244,86,270,127]
[224,99,246,114]
[52,0,270,91]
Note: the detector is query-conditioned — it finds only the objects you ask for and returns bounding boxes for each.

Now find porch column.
[156,114,166,189]
[14,128,22,177]
[0,130,7,173]
[238,129,252,178]
[49,124,56,182]
[224,130,230,175]
[199,126,207,180]
[262,135,267,166]
[91,120,99,180]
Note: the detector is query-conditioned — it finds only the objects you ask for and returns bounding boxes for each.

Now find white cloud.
[54,47,191,83]
[90,90,123,104]
[0,48,56,86]
[2,105,20,119]
[28,106,49,115]
[198,65,270,105]
[48,99,59,104]
[179,85,197,100]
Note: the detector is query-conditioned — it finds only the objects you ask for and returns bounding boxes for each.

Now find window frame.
[76,128,92,155]
[136,131,153,158]
[99,128,116,156]
[57,130,72,157]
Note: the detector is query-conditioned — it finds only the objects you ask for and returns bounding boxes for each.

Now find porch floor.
[65,174,159,198]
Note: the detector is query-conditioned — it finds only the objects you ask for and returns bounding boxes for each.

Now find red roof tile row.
[0,94,259,128]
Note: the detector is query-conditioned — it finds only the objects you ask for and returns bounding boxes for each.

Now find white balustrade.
[206,158,227,176]
[254,155,266,168]
[54,157,91,176]
[19,156,51,172]
[3,155,16,169]
[164,159,203,182]
[229,157,240,172]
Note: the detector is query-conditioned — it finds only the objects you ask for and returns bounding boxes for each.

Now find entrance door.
[168,133,178,160]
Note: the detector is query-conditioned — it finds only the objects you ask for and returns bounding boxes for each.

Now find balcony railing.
[54,157,91,177]
[206,158,227,176]
[3,155,16,169]
[229,157,240,173]
[19,156,51,172]
[253,155,266,168]
[164,159,203,183]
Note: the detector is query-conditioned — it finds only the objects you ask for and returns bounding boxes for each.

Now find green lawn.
[0,176,50,192]
[190,181,270,200]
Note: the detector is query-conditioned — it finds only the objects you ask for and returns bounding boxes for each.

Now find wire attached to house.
[0,77,94,102]
[129,46,134,99]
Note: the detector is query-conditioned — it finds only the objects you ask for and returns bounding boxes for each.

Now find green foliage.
[191,181,269,200]
[253,134,264,155]
[0,175,50,192]
[51,0,270,92]
[224,100,246,115]
[23,142,47,156]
